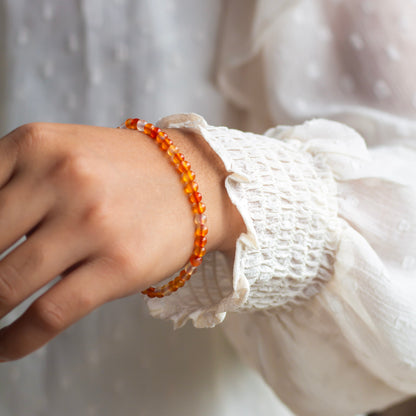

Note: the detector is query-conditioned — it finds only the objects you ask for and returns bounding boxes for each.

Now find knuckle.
[52,153,96,190]
[81,201,114,236]
[32,299,67,333]
[14,122,48,150]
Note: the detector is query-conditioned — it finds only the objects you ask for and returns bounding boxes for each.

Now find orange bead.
[173,152,185,164]
[167,145,179,157]
[181,170,196,183]
[192,202,206,214]
[142,286,155,296]
[160,285,172,296]
[156,131,168,144]
[190,255,203,267]
[126,118,139,129]
[177,160,191,173]
[189,192,202,204]
[193,246,206,257]
[150,127,160,139]
[195,236,207,247]
[160,138,173,151]
[144,123,154,136]
[176,279,186,288]
[195,224,208,237]
[184,181,198,194]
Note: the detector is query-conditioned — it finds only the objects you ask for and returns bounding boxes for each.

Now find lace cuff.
[145,113,346,328]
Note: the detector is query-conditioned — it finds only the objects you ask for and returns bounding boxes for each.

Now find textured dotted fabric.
[1,1,416,416]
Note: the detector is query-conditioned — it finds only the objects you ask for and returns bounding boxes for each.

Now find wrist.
[165,128,246,256]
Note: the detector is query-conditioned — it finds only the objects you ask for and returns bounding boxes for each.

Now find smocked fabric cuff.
[145,113,343,328]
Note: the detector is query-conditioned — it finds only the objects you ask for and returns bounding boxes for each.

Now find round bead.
[195,224,208,237]
[194,213,207,225]
[173,152,185,164]
[194,236,207,247]
[184,181,198,194]
[136,119,147,131]
[150,127,160,139]
[143,288,155,297]
[144,123,154,136]
[167,145,179,157]
[160,138,173,151]
[190,255,203,267]
[181,170,196,184]
[126,118,139,129]
[156,131,168,144]
[160,285,171,295]
[189,192,202,204]
[193,246,206,257]
[177,160,191,173]
[184,263,196,275]
[192,202,206,214]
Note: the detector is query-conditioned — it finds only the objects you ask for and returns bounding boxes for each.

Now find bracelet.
[121,118,208,298]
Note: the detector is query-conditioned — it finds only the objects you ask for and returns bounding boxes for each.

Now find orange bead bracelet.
[121,118,208,298]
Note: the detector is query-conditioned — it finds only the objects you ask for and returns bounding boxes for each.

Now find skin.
[0,122,245,361]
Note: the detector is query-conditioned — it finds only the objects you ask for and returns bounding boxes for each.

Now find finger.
[0,214,93,319]
[0,258,118,360]
[0,172,53,254]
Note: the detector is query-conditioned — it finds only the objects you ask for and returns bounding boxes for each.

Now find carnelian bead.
[190,255,203,267]
[184,263,196,275]
[156,131,168,144]
[177,160,191,173]
[126,118,139,129]
[194,213,207,225]
[192,202,206,214]
[195,236,207,247]
[181,170,196,184]
[160,285,171,295]
[173,152,185,164]
[176,279,186,288]
[160,138,173,151]
[184,181,198,194]
[142,287,155,296]
[167,145,179,157]
[189,192,202,204]
[195,224,208,237]
[144,123,154,136]
[193,246,206,257]
[150,127,160,139]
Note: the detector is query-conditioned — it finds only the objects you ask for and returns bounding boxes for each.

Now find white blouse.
[1,1,416,415]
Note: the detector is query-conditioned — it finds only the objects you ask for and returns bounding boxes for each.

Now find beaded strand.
[122,118,208,298]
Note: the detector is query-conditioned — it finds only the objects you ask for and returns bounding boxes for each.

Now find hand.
[0,122,244,361]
